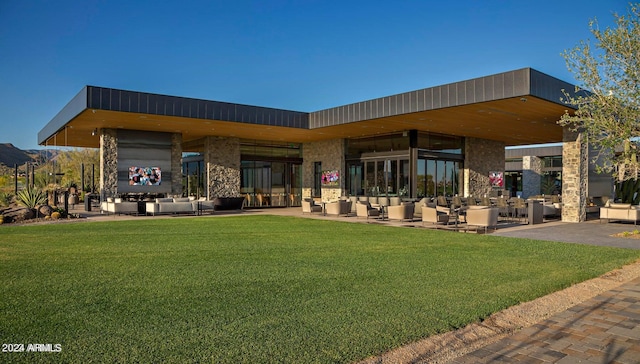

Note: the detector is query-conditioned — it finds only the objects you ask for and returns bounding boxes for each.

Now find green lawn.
[1,216,638,363]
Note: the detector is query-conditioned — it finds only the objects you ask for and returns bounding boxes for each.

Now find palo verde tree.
[560,3,640,182]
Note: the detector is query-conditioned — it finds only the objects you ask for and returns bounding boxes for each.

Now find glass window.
[417,159,426,198]
[387,160,397,195]
[427,159,436,197]
[313,162,322,197]
[417,132,463,154]
[182,158,205,198]
[416,158,459,198]
[399,160,409,197]
[240,140,301,158]
[271,162,286,206]
[541,171,562,195]
[505,171,522,197]
[376,161,385,196]
[542,156,563,169]
[347,162,364,196]
[241,161,256,206]
[346,133,410,155]
[290,164,302,207]
[365,161,376,196]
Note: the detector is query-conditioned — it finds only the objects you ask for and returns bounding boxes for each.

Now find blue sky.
[0,0,629,150]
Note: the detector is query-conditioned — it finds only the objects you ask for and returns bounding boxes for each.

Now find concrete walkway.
[493,219,640,250]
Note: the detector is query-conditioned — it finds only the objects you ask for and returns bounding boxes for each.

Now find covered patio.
[38,68,590,222]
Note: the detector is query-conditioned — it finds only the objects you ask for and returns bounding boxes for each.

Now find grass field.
[1,215,639,363]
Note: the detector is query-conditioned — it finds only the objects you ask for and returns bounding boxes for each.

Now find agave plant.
[16,187,47,209]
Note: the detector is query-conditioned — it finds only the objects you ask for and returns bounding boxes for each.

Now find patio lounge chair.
[325,200,352,216]
[413,197,430,218]
[421,206,449,228]
[387,203,414,221]
[465,206,499,233]
[356,201,381,219]
[301,199,322,214]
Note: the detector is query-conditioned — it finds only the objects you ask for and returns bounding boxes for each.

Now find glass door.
[289,163,302,207]
[359,158,409,197]
[346,161,364,196]
[416,157,460,198]
[241,161,256,206]
[270,162,286,206]
[241,160,302,208]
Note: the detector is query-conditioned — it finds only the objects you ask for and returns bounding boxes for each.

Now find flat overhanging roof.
[38,68,577,149]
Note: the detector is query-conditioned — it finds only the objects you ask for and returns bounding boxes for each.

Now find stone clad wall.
[522,156,542,198]
[302,139,345,201]
[562,129,587,222]
[204,137,241,198]
[171,133,183,197]
[100,128,118,199]
[463,137,505,197]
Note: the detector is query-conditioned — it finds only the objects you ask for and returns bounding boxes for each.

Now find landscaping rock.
[38,205,54,217]
[2,207,35,223]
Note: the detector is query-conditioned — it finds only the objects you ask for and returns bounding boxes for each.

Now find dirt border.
[358,260,640,364]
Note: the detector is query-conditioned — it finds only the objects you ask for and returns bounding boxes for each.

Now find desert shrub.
[0,191,13,207]
[16,187,47,209]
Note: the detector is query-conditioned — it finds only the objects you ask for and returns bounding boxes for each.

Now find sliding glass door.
[416,158,460,198]
[241,160,301,207]
[348,158,409,197]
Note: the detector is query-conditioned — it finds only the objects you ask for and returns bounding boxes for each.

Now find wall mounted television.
[129,166,162,186]
[321,170,339,186]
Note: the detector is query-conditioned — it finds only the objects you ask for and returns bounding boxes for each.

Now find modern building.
[506,145,564,198]
[506,144,613,200]
[38,68,593,222]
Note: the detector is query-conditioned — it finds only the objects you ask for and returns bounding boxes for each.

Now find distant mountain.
[0,143,38,167]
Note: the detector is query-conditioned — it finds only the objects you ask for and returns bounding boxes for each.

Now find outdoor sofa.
[146,197,197,216]
[101,197,139,215]
[599,203,640,224]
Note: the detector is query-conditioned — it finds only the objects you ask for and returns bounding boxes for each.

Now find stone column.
[562,128,588,222]
[463,137,505,197]
[522,156,542,198]
[99,128,117,199]
[204,137,241,198]
[171,133,183,197]
[302,139,345,201]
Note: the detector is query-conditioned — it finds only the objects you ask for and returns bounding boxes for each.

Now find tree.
[560,3,640,181]
[36,148,99,190]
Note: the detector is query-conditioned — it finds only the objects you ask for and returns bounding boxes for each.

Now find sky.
[0,0,631,150]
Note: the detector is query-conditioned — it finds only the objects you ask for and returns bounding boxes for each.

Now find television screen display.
[321,170,339,186]
[129,166,162,186]
[489,171,504,188]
